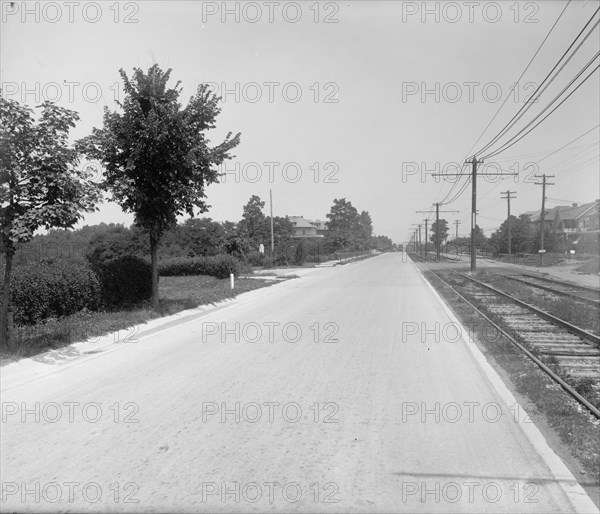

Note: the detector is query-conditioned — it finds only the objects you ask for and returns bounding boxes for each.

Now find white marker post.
[230,273,234,289]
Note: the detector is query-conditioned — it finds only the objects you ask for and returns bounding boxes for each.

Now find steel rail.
[519,272,600,294]
[453,271,600,347]
[503,275,600,306]
[424,269,600,419]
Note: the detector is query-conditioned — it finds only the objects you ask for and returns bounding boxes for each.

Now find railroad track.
[425,269,600,417]
[503,272,600,306]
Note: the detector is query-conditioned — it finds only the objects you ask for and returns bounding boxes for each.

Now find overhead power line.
[466,0,573,157]
[483,55,600,159]
[475,6,599,158]
[483,59,600,159]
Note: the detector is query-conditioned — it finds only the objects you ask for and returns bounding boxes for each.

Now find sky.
[1,0,599,244]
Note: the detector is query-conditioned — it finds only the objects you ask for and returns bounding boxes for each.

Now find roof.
[528,200,598,222]
[557,202,598,220]
[311,219,328,229]
[289,216,318,229]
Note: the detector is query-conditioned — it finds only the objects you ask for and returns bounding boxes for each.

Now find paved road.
[1,253,597,513]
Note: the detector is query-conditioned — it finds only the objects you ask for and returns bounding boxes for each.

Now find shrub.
[159,255,244,279]
[245,252,267,267]
[90,256,152,309]
[6,260,102,325]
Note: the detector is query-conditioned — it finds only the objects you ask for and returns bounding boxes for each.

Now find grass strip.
[1,275,281,364]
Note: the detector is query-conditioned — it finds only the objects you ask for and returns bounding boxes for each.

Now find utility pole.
[466,156,483,271]
[500,191,516,263]
[416,206,458,262]
[411,223,422,260]
[269,189,274,264]
[435,203,440,261]
[433,158,514,271]
[424,218,428,261]
[534,175,554,266]
[454,220,461,241]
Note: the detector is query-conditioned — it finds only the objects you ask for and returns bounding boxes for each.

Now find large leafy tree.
[0,97,99,343]
[490,214,536,255]
[79,65,240,308]
[268,216,294,248]
[236,195,294,257]
[357,210,373,250]
[237,195,268,250]
[325,198,360,251]
[373,234,393,252]
[177,217,226,256]
[430,219,449,246]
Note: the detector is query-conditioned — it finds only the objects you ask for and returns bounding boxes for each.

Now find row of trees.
[7,194,395,266]
[428,214,562,256]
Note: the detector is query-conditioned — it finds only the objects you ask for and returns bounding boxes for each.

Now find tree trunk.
[0,252,13,347]
[150,233,159,310]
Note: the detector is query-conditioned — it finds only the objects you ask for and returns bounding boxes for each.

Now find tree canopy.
[429,219,449,246]
[78,65,241,307]
[0,96,100,342]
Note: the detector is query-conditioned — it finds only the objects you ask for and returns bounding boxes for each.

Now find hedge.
[6,260,102,325]
[158,255,245,279]
[89,255,152,309]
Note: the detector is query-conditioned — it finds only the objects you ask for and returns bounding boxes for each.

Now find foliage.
[237,195,268,249]
[269,216,295,249]
[245,251,268,267]
[473,224,487,246]
[324,198,374,252]
[325,198,359,251]
[89,256,152,309]
[158,255,245,279]
[85,224,149,264]
[236,195,294,256]
[373,235,394,252]
[5,261,101,325]
[177,218,227,256]
[295,240,307,265]
[357,211,374,250]
[78,65,241,308]
[429,219,449,246]
[0,95,100,342]
[489,214,537,254]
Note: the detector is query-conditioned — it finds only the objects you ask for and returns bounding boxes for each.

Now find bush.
[245,252,267,267]
[90,256,152,309]
[159,255,244,279]
[6,260,102,325]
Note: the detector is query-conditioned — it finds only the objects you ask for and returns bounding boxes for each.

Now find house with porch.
[528,199,599,252]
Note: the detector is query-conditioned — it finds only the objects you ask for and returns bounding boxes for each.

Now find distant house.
[528,199,599,252]
[311,219,328,236]
[529,200,599,234]
[288,216,327,238]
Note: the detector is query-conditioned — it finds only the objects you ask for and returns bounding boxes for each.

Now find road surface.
[1,253,597,513]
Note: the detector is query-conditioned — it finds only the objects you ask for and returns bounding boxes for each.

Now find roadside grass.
[424,270,600,482]
[0,275,280,365]
[478,271,600,336]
